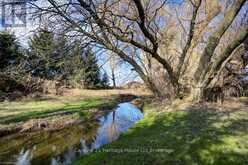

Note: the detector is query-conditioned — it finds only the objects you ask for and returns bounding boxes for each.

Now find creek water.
[0,102,143,165]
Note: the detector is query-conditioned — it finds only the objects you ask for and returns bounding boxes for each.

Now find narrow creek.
[0,102,144,165]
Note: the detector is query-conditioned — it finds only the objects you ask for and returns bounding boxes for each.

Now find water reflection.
[16,150,30,165]
[0,102,143,165]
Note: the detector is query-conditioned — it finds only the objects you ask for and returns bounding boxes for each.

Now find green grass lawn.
[0,97,117,124]
[72,100,248,165]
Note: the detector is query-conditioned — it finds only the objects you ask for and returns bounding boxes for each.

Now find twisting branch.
[133,0,158,52]
[195,0,246,83]
[202,25,248,87]
[176,0,202,77]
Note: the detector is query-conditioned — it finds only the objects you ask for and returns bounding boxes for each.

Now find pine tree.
[0,32,22,71]
[28,29,66,79]
[82,50,102,89]
[65,41,85,87]
[28,31,105,89]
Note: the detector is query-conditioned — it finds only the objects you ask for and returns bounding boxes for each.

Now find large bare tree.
[32,0,248,100]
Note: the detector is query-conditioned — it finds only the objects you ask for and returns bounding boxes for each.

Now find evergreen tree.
[0,32,22,70]
[28,31,105,89]
[82,50,102,89]
[64,41,85,87]
[28,29,66,79]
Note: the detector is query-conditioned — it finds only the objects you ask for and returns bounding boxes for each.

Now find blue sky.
[0,0,143,86]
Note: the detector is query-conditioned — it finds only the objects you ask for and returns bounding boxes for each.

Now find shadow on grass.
[73,104,248,165]
[0,93,145,125]
[0,98,117,124]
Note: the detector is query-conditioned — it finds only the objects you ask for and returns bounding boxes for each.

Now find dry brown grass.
[62,88,152,98]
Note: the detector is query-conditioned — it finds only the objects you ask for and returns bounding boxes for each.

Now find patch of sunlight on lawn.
[72,103,248,165]
[0,98,111,124]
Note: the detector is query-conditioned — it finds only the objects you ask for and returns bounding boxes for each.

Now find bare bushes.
[0,73,69,101]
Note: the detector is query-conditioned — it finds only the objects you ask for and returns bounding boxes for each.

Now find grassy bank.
[72,98,248,165]
[0,98,116,124]
[0,88,150,125]
[0,90,130,125]
[0,89,150,137]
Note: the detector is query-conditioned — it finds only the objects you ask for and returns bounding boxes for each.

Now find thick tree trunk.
[195,0,246,82]
[189,83,204,102]
[202,28,248,88]
[144,78,163,97]
[192,29,248,102]
[182,0,247,103]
